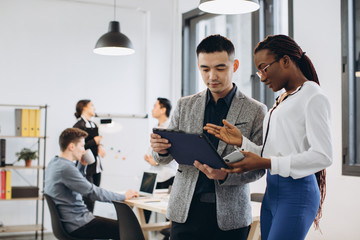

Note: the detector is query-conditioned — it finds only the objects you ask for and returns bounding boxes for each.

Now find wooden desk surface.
[124,191,169,214]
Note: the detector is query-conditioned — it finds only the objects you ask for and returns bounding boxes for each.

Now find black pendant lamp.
[93,0,135,56]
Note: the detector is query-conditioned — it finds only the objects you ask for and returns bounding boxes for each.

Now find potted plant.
[16,148,38,167]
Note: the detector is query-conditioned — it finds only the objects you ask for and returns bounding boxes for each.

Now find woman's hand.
[98,145,106,158]
[144,154,159,166]
[94,136,102,145]
[222,151,271,174]
[204,119,243,146]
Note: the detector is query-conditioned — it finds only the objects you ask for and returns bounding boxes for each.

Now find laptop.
[138,172,158,197]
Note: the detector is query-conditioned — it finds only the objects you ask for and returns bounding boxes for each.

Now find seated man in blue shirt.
[45,127,138,239]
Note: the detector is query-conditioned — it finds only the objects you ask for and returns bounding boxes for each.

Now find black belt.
[199,193,216,203]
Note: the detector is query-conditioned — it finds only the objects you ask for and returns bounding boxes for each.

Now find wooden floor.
[0,231,165,240]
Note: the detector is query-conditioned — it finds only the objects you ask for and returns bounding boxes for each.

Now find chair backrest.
[113,201,145,240]
[250,193,264,203]
[44,194,92,240]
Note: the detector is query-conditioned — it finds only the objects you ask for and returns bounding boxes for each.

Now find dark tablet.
[153,128,228,169]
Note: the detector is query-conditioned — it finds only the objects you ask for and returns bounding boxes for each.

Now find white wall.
[294,0,360,239]
[0,0,176,233]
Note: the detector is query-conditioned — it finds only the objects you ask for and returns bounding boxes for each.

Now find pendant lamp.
[198,0,260,15]
[93,0,135,56]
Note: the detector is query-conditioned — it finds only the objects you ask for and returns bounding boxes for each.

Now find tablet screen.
[153,128,228,169]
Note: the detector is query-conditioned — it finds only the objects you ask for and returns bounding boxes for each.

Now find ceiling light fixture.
[198,0,260,15]
[93,0,135,56]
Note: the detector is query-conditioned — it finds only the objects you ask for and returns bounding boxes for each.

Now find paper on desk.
[144,201,168,208]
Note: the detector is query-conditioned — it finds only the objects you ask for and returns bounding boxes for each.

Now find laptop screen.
[139,172,157,195]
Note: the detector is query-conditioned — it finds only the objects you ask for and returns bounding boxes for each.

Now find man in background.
[144,98,178,224]
[144,97,177,189]
[45,128,138,239]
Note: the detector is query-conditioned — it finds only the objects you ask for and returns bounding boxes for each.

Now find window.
[342,0,360,176]
[182,0,293,109]
[183,12,254,98]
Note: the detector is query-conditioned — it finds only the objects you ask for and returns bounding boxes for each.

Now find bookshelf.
[0,196,43,201]
[0,104,48,240]
[0,224,43,233]
[0,136,46,138]
[1,165,45,170]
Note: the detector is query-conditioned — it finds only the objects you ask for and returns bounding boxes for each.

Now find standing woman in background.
[205,35,333,240]
[74,99,105,212]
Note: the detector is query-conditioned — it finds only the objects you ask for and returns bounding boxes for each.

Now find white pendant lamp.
[198,0,260,15]
[93,0,135,56]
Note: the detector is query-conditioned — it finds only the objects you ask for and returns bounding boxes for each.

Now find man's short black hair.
[157,97,172,118]
[196,34,235,59]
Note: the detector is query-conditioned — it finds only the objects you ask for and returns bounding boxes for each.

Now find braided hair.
[255,35,326,230]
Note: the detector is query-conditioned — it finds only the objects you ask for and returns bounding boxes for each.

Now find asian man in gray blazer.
[151,34,267,240]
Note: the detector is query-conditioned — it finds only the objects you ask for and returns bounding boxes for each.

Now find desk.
[124,191,261,240]
[124,190,171,240]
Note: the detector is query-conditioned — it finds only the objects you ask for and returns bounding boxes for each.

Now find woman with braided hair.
[204,34,333,240]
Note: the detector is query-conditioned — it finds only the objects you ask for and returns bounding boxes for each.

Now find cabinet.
[0,104,48,240]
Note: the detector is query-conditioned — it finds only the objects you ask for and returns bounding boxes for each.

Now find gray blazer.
[153,87,267,230]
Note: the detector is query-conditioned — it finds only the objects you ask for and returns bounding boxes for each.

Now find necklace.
[261,82,305,157]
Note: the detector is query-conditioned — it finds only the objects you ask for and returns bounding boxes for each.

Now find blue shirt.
[194,84,237,196]
[44,156,125,233]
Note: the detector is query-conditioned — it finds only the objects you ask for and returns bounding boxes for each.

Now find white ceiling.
[56,0,199,13]
[57,0,146,9]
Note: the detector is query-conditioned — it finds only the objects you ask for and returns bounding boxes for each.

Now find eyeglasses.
[256,59,279,79]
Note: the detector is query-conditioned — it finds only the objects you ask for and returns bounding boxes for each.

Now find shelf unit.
[0,104,48,240]
[0,224,43,233]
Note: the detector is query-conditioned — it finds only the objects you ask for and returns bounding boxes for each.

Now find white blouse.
[238,81,333,179]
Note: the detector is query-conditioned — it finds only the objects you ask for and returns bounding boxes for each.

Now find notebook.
[138,172,158,197]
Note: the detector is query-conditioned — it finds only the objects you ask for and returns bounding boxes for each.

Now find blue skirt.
[260,170,320,240]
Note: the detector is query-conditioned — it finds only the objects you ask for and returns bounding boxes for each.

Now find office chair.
[113,201,145,240]
[251,193,264,203]
[44,194,92,240]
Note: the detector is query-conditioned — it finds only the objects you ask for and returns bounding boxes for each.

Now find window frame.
[341,0,360,176]
[182,8,216,97]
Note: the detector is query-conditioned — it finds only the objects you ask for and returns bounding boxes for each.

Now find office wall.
[293,1,360,239]
[0,0,176,232]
